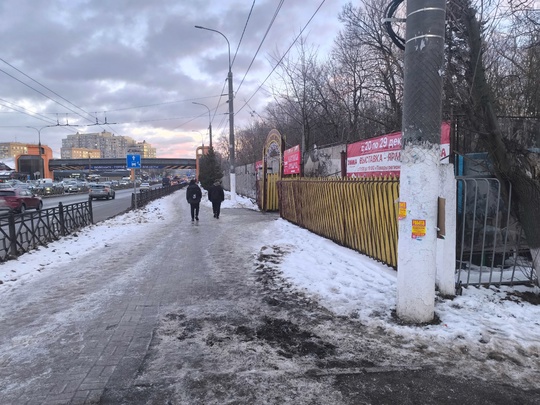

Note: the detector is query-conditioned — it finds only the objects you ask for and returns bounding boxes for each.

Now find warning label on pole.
[412,219,426,239]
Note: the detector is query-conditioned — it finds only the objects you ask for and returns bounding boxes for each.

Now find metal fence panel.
[455,177,535,287]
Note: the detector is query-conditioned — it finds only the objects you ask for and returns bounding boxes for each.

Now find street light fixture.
[192,130,205,147]
[26,125,52,180]
[192,101,213,149]
[195,25,236,201]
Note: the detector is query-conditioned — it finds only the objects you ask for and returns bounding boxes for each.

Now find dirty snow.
[1,189,539,391]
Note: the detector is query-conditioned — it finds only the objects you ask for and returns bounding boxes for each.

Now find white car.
[140,182,151,191]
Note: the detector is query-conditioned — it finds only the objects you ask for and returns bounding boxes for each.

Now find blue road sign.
[126,154,141,169]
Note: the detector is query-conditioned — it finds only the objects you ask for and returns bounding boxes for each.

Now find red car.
[0,188,43,214]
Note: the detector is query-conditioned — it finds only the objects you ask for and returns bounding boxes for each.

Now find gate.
[456,177,535,287]
[258,129,284,212]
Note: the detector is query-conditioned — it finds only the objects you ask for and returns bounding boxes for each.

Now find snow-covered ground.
[1,189,539,390]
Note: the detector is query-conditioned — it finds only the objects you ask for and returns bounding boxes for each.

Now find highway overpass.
[49,157,196,171]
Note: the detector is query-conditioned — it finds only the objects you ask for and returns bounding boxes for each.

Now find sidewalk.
[0,190,538,404]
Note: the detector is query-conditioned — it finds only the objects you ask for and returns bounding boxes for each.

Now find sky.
[2,189,540,390]
[0,0,351,159]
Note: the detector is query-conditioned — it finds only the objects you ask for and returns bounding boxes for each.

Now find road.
[43,188,140,223]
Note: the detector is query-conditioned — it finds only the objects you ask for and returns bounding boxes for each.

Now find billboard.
[347,122,451,178]
[283,145,301,175]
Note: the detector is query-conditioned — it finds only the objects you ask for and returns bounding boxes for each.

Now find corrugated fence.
[278,177,399,269]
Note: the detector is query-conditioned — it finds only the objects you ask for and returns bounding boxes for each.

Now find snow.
[1,189,540,389]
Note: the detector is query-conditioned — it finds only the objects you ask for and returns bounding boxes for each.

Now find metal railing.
[131,183,186,209]
[456,177,535,287]
[0,201,92,262]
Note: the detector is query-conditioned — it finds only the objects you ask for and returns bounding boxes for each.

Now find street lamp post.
[26,126,51,180]
[192,130,205,147]
[192,102,213,149]
[195,25,236,201]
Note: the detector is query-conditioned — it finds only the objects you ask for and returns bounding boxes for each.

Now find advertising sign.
[412,219,427,239]
[283,145,301,175]
[347,122,451,178]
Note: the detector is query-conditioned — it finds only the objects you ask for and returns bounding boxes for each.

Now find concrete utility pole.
[396,0,447,323]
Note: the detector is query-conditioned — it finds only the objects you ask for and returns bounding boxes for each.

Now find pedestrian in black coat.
[186,179,202,221]
[207,180,225,218]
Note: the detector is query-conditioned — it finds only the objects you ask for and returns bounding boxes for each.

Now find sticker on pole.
[411,219,426,239]
[126,154,141,169]
[398,202,407,220]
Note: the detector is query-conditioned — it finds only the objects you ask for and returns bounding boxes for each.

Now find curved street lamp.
[192,130,205,147]
[26,125,53,180]
[195,25,236,201]
[192,101,213,149]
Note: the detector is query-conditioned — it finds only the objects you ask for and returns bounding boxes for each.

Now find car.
[140,182,151,191]
[0,188,43,214]
[162,177,171,187]
[88,184,116,200]
[63,181,83,193]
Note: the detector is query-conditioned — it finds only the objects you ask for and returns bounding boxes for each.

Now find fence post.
[8,213,17,257]
[58,202,66,236]
[341,150,347,178]
[88,197,94,224]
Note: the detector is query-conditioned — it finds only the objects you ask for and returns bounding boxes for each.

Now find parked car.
[140,182,151,191]
[88,184,116,200]
[0,188,43,214]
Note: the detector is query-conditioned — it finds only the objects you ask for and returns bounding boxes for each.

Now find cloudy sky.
[0,0,350,159]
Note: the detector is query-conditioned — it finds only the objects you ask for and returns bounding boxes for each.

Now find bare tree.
[448,0,540,281]
[338,0,404,133]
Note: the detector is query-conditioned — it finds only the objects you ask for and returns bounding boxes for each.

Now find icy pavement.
[0,190,539,404]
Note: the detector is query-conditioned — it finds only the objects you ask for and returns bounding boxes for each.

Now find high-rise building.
[129,140,156,158]
[60,131,154,159]
[0,142,28,159]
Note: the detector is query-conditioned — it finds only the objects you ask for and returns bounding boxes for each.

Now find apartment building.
[60,131,155,158]
[0,142,28,159]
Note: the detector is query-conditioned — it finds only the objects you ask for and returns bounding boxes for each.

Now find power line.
[0,59,96,124]
[103,95,223,113]
[0,98,57,125]
[235,0,285,95]
[231,0,256,68]
[236,0,327,116]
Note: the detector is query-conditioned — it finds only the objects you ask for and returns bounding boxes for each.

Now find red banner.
[283,145,301,175]
[347,122,451,178]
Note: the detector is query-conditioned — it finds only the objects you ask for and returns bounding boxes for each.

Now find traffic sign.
[126,154,141,169]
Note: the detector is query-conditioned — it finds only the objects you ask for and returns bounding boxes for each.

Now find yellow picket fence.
[278,177,400,269]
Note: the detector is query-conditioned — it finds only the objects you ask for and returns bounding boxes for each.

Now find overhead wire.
[0,97,58,124]
[231,0,256,68]
[235,0,327,116]
[0,59,97,125]
[207,2,258,140]
[235,0,284,95]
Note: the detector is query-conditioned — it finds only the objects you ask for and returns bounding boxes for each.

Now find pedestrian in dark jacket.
[186,179,202,221]
[207,180,225,218]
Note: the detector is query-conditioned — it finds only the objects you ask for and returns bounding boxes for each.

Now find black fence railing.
[0,183,187,263]
[0,201,93,262]
[131,183,186,209]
